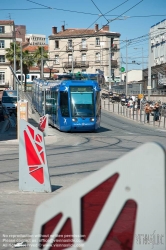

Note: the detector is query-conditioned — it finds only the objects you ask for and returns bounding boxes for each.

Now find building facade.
[48,24,120,80]
[0,20,15,89]
[25,34,46,46]
[142,19,166,90]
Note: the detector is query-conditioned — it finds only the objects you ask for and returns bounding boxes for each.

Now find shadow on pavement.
[51,185,63,192]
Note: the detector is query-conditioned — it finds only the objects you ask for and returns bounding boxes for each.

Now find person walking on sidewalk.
[153,102,160,121]
[144,103,152,123]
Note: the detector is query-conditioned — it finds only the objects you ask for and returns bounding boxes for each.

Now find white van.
[2,90,17,111]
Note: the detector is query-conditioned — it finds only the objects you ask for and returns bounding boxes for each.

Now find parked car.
[108,91,113,97]
[101,93,109,99]
[110,95,121,103]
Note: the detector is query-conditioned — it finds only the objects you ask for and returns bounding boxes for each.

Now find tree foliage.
[5,43,48,91]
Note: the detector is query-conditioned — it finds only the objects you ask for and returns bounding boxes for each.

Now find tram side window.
[96,92,101,117]
[60,91,69,117]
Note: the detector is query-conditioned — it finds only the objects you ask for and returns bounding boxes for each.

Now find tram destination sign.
[70,86,93,92]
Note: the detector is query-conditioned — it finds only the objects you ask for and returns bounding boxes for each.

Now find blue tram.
[32,79,101,132]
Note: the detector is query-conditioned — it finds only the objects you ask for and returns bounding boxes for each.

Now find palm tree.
[22,50,34,91]
[33,46,48,78]
[6,42,35,91]
[5,42,20,71]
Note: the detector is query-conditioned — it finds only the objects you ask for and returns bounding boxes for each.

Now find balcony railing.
[63,61,89,68]
[66,46,73,52]
[79,45,88,51]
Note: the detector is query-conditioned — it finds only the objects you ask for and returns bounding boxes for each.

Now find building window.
[81,53,86,61]
[82,39,86,48]
[82,69,86,73]
[55,40,59,49]
[0,40,4,48]
[0,55,5,62]
[55,55,59,64]
[0,72,5,84]
[96,38,100,46]
[68,54,72,62]
[0,26,4,33]
[95,52,100,62]
[68,40,72,49]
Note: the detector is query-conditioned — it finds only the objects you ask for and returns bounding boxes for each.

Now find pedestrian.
[144,103,152,123]
[128,98,133,108]
[153,102,160,121]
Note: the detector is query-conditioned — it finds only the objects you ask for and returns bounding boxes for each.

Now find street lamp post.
[126,39,128,97]
[148,32,152,100]
[20,42,23,97]
[134,47,144,94]
[13,40,16,90]
[108,38,112,90]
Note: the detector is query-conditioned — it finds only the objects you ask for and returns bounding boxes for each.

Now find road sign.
[30,142,166,249]
[120,67,125,72]
[19,119,52,192]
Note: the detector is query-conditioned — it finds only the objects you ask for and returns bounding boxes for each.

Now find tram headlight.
[90,118,95,122]
[72,118,78,122]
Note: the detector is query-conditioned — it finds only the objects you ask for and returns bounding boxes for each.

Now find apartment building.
[143,19,166,90]
[48,24,120,78]
[0,20,15,89]
[25,34,46,46]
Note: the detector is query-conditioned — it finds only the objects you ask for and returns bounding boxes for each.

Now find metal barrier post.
[140,102,142,122]
[113,103,114,113]
[133,107,134,120]
[118,103,119,114]
[153,114,155,126]
[104,101,105,109]
[136,108,138,121]
[144,112,146,124]
[164,116,165,128]
[120,106,122,115]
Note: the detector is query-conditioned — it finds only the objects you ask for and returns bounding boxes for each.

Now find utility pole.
[41,46,43,79]
[13,39,16,90]
[125,39,128,97]
[20,42,23,97]
[72,42,74,76]
[148,32,151,100]
[108,37,112,90]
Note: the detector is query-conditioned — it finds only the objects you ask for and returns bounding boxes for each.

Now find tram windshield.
[70,86,94,117]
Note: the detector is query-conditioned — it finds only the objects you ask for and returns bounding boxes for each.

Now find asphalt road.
[0,109,166,249]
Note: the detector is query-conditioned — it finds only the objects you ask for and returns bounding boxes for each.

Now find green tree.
[33,46,48,78]
[22,50,34,91]
[6,42,34,91]
[5,42,20,71]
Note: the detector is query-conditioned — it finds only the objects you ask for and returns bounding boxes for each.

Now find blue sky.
[1,0,166,70]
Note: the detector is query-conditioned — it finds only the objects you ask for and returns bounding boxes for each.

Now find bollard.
[136,108,138,121]
[164,116,166,128]
[118,102,119,114]
[120,106,122,115]
[113,103,114,113]
[108,101,110,111]
[133,107,134,120]
[144,112,146,124]
[104,101,105,109]
[153,115,155,127]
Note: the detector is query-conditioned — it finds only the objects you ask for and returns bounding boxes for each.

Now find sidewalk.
[101,99,166,130]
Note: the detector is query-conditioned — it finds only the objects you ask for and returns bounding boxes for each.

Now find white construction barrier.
[38,114,49,136]
[30,142,165,250]
[19,119,52,192]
